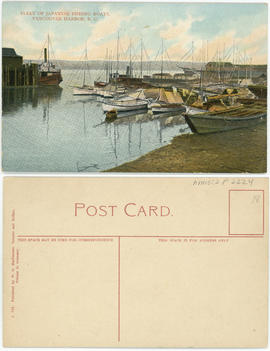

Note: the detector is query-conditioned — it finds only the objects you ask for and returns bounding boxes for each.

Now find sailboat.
[184,101,266,134]
[102,89,148,113]
[94,48,110,88]
[73,44,95,95]
[148,88,186,114]
[38,35,62,86]
[185,70,242,116]
[147,39,185,114]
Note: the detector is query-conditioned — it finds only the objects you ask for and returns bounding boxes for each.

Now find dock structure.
[203,61,267,84]
[2,47,39,87]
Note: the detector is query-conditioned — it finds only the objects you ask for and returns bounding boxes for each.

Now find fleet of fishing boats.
[71,81,266,134]
[41,35,266,135]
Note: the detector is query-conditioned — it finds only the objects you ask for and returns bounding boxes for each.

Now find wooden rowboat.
[184,104,266,134]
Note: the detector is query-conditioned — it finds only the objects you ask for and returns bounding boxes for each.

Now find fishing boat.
[102,98,148,112]
[38,35,62,86]
[101,91,114,99]
[185,88,243,116]
[185,106,206,115]
[184,102,266,134]
[73,87,95,95]
[94,48,110,88]
[102,89,148,112]
[94,80,108,88]
[72,45,95,96]
[148,88,186,114]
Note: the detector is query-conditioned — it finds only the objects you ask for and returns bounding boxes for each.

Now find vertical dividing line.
[228,190,231,235]
[262,190,265,235]
[118,236,120,342]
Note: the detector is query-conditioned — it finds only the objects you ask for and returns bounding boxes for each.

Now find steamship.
[38,37,62,86]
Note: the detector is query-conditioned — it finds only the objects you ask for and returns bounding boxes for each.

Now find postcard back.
[3,177,268,347]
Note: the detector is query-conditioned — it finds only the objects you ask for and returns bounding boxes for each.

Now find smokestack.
[44,48,47,63]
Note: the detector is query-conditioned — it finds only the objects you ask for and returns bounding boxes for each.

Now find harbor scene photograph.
[2,1,267,173]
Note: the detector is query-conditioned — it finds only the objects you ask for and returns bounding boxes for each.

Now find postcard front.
[3,177,268,347]
[2,1,267,173]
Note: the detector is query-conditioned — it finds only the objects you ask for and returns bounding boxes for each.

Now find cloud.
[88,8,139,44]
[162,16,267,64]
[203,25,267,64]
[2,4,267,64]
[158,15,204,61]
[2,15,42,58]
[74,9,140,60]
[160,15,196,41]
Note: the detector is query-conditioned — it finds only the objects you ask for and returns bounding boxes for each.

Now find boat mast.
[116,31,119,77]
[140,38,143,79]
[223,42,225,83]
[191,41,194,69]
[201,40,203,64]
[106,48,109,83]
[47,34,50,65]
[83,44,87,87]
[110,50,113,78]
[129,38,132,77]
[245,50,248,81]
[161,39,164,79]
[237,48,240,83]
[200,67,203,96]
[232,40,235,65]
[218,46,221,83]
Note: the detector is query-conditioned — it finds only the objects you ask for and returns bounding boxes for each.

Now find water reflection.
[2,86,63,114]
[2,82,190,172]
[77,110,189,171]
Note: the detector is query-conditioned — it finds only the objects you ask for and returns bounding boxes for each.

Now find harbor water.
[2,70,190,172]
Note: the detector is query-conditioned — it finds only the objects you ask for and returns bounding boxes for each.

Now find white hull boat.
[86,89,104,97]
[73,87,95,95]
[99,91,114,98]
[102,99,148,112]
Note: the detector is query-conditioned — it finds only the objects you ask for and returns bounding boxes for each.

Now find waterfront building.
[2,47,39,87]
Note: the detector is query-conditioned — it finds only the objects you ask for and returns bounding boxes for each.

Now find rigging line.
[69,61,83,83]
[65,55,82,85]
[165,49,174,64]
[141,41,151,74]
[38,38,48,63]
[204,49,218,83]
[153,47,161,62]
[93,57,109,82]
[38,40,47,62]
[180,47,192,61]
[65,48,89,86]
[142,43,150,61]
[49,45,61,69]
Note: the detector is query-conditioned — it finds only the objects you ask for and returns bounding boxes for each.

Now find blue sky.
[2,1,268,63]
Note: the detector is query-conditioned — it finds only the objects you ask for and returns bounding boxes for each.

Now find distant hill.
[23,59,204,71]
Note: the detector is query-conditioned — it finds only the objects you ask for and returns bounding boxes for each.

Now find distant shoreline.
[23,59,267,71]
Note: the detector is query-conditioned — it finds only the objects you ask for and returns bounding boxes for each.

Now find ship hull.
[102,101,148,112]
[149,103,186,114]
[39,72,63,86]
[94,81,108,87]
[184,112,266,134]
[73,87,94,95]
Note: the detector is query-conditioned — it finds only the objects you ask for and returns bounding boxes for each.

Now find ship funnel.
[44,48,47,63]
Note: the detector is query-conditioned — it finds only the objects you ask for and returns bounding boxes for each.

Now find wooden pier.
[2,48,39,87]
